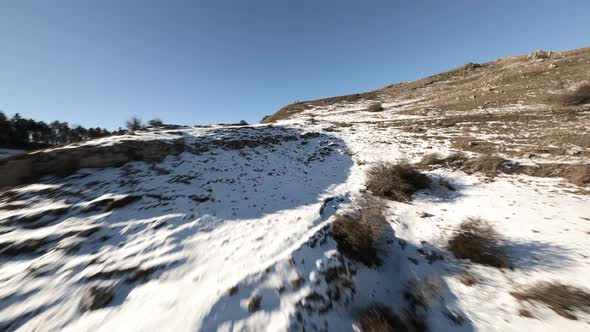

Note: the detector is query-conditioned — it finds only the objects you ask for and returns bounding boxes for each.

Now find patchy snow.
[0,148,25,159]
[1,102,589,331]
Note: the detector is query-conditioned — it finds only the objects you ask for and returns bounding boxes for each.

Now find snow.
[0,148,25,159]
[0,101,589,331]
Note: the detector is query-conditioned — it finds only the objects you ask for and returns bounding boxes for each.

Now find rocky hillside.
[1,47,589,331]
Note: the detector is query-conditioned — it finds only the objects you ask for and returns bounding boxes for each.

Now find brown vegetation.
[511,282,590,320]
[404,278,442,308]
[330,199,388,266]
[366,162,430,202]
[366,103,384,112]
[247,295,262,312]
[357,305,425,332]
[418,153,467,170]
[461,155,507,178]
[447,217,510,268]
[560,84,590,106]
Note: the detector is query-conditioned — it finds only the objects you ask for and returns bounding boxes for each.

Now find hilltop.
[0,47,589,331]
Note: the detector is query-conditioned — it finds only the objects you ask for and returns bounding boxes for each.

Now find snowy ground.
[0,149,25,160]
[0,101,589,331]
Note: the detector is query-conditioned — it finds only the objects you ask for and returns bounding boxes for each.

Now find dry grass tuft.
[461,155,507,178]
[447,217,510,268]
[247,295,262,312]
[330,199,388,267]
[562,84,590,106]
[404,278,442,308]
[227,285,239,296]
[366,162,430,202]
[366,103,384,112]
[418,152,467,169]
[357,305,425,332]
[457,272,479,286]
[511,282,590,320]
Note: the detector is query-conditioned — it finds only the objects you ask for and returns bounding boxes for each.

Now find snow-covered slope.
[1,109,589,331]
[1,49,590,331]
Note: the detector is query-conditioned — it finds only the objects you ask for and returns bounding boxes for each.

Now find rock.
[80,286,114,311]
[528,50,552,60]
[566,148,582,156]
[549,63,558,69]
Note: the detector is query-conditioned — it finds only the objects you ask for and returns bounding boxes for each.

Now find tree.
[238,120,249,125]
[0,111,11,146]
[148,118,163,127]
[125,117,143,131]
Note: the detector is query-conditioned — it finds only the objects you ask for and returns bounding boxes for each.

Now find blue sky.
[1,0,589,129]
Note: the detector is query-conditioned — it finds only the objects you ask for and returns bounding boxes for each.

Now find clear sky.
[1,1,589,129]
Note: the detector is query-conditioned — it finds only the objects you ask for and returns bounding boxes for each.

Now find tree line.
[0,112,168,150]
[0,111,121,149]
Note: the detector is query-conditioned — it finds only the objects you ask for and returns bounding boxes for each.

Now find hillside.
[0,47,589,331]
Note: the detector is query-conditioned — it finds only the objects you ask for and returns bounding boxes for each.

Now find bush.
[330,200,388,266]
[404,278,442,308]
[461,154,507,178]
[447,217,510,268]
[366,162,430,202]
[562,84,590,106]
[511,282,590,319]
[357,305,425,332]
[418,152,467,169]
[247,295,262,312]
[366,103,384,112]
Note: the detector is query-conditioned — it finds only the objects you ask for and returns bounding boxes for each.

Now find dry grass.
[418,152,467,169]
[227,285,239,296]
[461,155,507,178]
[404,278,442,308]
[366,103,384,112]
[330,199,388,267]
[290,276,305,290]
[511,282,590,320]
[458,272,479,286]
[447,217,510,268]
[366,162,430,202]
[247,295,262,312]
[562,84,590,106]
[357,305,425,332]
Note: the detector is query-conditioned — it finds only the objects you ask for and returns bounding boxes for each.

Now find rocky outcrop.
[0,139,187,188]
[0,127,305,189]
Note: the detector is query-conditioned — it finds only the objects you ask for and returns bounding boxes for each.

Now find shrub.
[366,103,384,112]
[357,305,425,332]
[247,295,262,312]
[562,84,590,106]
[461,154,507,178]
[366,162,430,202]
[404,278,442,308]
[330,199,388,266]
[418,152,467,169]
[227,285,239,296]
[447,217,510,268]
[511,282,590,319]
